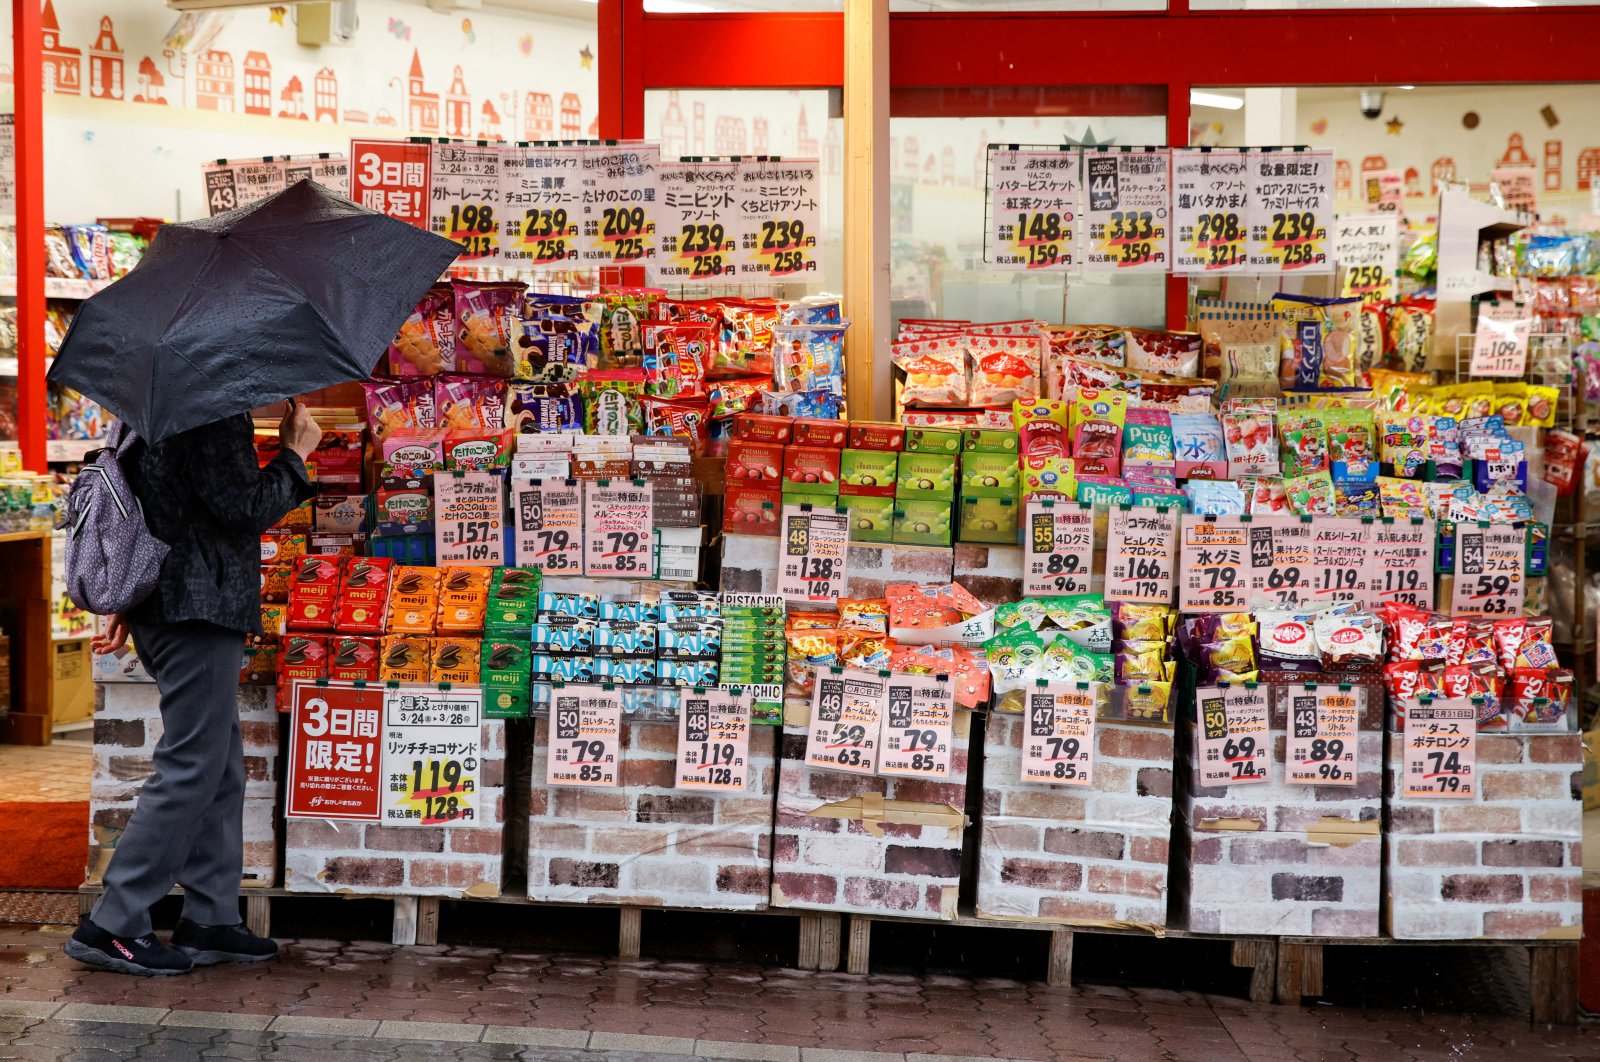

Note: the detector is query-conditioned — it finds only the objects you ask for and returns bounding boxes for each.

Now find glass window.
[645,1,1163,10]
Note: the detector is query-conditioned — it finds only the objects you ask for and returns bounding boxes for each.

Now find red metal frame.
[14,0,44,472]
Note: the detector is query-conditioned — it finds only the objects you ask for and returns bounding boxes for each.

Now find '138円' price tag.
[1401,697,1476,799]
[546,685,621,787]
[1196,684,1269,788]
[777,505,850,608]
[806,669,885,776]
[676,687,752,791]
[1019,684,1096,786]
[1284,684,1359,786]
[1024,500,1094,596]
[878,673,954,780]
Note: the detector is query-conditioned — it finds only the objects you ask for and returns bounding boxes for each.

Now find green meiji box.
[481,640,531,719]
[838,449,899,496]
[960,452,1019,498]
[893,498,953,547]
[962,428,1019,454]
[905,427,962,454]
[895,452,958,498]
[844,495,895,542]
[959,495,1021,545]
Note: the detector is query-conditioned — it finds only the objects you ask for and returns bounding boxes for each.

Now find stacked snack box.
[483,567,541,718]
[725,415,790,536]
[957,428,1021,545]
[840,422,902,543]
[719,593,787,725]
[895,427,959,547]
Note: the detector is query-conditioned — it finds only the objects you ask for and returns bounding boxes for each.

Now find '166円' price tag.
[1284,684,1359,786]
[676,687,752,791]
[1019,684,1096,786]
[1450,523,1525,618]
[513,480,582,575]
[1401,697,1476,799]
[380,685,483,827]
[584,479,655,578]
[547,685,621,787]
[777,504,850,608]
[806,669,885,776]
[1196,684,1269,788]
[878,673,955,780]
[1105,506,1176,603]
[1024,499,1094,596]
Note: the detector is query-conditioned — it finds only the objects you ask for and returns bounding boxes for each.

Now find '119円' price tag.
[380,685,483,827]
[676,688,752,791]
[546,685,621,787]
[1024,500,1094,596]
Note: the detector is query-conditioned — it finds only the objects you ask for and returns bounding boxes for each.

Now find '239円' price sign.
[652,159,739,284]
[547,685,622,787]
[1247,149,1334,273]
[676,688,752,791]
[1024,500,1094,596]
[1082,149,1171,273]
[1451,524,1526,618]
[429,142,501,263]
[737,158,820,279]
[1285,684,1360,787]
[512,480,583,575]
[986,147,1080,271]
[381,686,483,827]
[806,669,886,776]
[1020,684,1096,786]
[1172,149,1248,274]
[878,673,955,780]
[1401,697,1476,799]
[499,144,581,269]
[1196,684,1269,788]
[1105,506,1177,603]
[778,505,850,608]
[584,480,655,578]
[435,472,505,565]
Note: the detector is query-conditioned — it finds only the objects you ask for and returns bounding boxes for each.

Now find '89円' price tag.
[1178,515,1249,611]
[1401,697,1476,799]
[1450,523,1526,618]
[1019,684,1096,786]
[546,685,622,787]
[1195,684,1269,788]
[380,685,483,827]
[877,673,955,780]
[1284,684,1360,786]
[1024,499,1094,596]
[806,669,886,776]
[584,480,655,578]
[1105,506,1176,604]
[676,687,752,791]
[513,480,583,575]
[777,505,850,608]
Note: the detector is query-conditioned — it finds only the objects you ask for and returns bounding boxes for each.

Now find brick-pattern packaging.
[770,709,970,920]
[1384,731,1582,940]
[975,712,1171,929]
[284,720,507,897]
[90,684,279,887]
[526,718,777,908]
[721,535,954,599]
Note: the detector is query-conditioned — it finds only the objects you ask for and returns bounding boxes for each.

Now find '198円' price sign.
[1285,684,1359,787]
[1024,499,1094,596]
[584,480,655,578]
[878,673,955,780]
[676,688,752,791]
[1401,697,1476,799]
[580,142,659,267]
[1082,149,1171,273]
[1172,149,1248,274]
[1451,523,1526,618]
[1020,684,1096,786]
[986,147,1081,271]
[381,685,482,827]
[429,142,501,264]
[547,685,622,787]
[1247,149,1334,273]
[806,669,886,776]
[652,159,739,284]
[737,158,820,279]
[435,472,505,565]
[1178,515,1248,611]
[1196,684,1269,788]
[778,505,850,609]
[1105,506,1177,603]
[499,144,582,269]
[513,480,583,576]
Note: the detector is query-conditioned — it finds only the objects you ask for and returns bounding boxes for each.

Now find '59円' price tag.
[546,685,621,788]
[1019,684,1096,786]
[1450,524,1525,618]
[1024,500,1094,596]
[806,669,885,776]
[877,673,954,780]
[1284,684,1359,786]
[676,688,752,791]
[777,504,850,609]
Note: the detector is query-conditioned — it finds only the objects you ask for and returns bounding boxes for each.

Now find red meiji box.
[782,446,841,490]
[328,635,381,683]
[724,485,783,536]
[306,428,366,486]
[277,633,329,699]
[791,417,849,448]
[732,413,794,444]
[847,421,906,452]
[288,555,342,631]
[727,440,785,484]
[335,557,393,634]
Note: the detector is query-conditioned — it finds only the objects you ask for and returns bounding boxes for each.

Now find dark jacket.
[126,413,316,634]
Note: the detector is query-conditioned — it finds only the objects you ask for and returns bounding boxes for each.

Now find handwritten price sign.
[430,142,500,263]
[435,472,504,566]
[651,159,739,284]
[579,142,659,267]
[878,673,955,780]
[1105,506,1176,603]
[380,685,483,827]
[1178,515,1249,611]
[1284,685,1359,787]
[1248,149,1333,273]
[500,144,582,269]
[986,148,1080,271]
[1024,499,1094,596]
[737,158,820,279]
[1020,684,1096,786]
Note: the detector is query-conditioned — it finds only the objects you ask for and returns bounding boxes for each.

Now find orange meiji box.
[430,636,482,685]
[380,634,431,683]
[385,567,441,634]
[437,568,490,633]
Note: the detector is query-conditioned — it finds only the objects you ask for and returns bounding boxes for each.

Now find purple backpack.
[60,421,169,615]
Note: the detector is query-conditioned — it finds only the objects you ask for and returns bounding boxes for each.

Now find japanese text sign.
[1334,213,1399,301]
[651,159,740,284]
[1020,684,1096,786]
[737,158,821,278]
[499,144,582,269]
[986,147,1081,271]
[806,669,885,776]
[1362,169,1403,213]
[1469,301,1533,377]
[547,685,622,787]
[429,142,500,263]
[1247,149,1334,273]
[1105,506,1177,604]
[381,685,482,827]
[512,480,583,575]
[435,472,505,566]
[350,139,432,227]
[1024,499,1094,596]
[580,141,659,267]
[1082,149,1172,273]
[285,681,384,821]
[1401,697,1477,799]
[1178,515,1250,611]
[1284,685,1360,786]
[676,688,752,791]
[583,480,655,578]
[1172,149,1248,274]
[1196,684,1270,788]
[1362,518,1435,610]
[1451,523,1526,617]
[877,673,955,780]
[778,504,851,609]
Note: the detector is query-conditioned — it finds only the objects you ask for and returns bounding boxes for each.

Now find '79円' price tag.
[1401,696,1476,799]
[1284,683,1359,786]
[583,479,655,578]
[513,480,583,575]
[1024,499,1094,596]
[546,684,621,787]
[1177,515,1248,611]
[1019,682,1096,786]
[1195,683,1269,788]
[806,668,886,776]
[676,687,752,791]
[777,504,850,609]
[877,672,955,780]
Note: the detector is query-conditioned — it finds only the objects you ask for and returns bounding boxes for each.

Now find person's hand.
[281,401,323,461]
[93,614,129,655]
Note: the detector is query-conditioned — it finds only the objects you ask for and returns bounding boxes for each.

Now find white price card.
[736,157,821,279]
[203,158,287,216]
[499,144,582,270]
[1301,517,1372,604]
[676,687,752,791]
[1105,506,1177,603]
[512,480,583,575]
[547,684,622,788]
[1082,148,1171,274]
[877,673,955,781]
[985,147,1081,271]
[1020,683,1096,786]
[1247,148,1334,274]
[1284,685,1360,787]
[1401,697,1477,799]
[1195,684,1270,788]
[1177,515,1249,612]
[429,142,501,265]
[651,159,739,285]
[1451,523,1526,618]
[1469,301,1533,377]
[1362,517,1436,610]
[283,154,350,199]
[434,472,505,566]
[380,685,482,827]
[583,480,655,578]
[806,669,885,776]
[579,142,659,267]
[1362,169,1403,213]
[777,504,850,609]
[1024,499,1095,596]
[1172,149,1248,274]
[1334,213,1399,301]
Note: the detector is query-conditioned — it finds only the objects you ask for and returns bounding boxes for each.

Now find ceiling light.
[1189,91,1244,112]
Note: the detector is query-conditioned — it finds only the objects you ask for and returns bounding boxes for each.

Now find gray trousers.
[92,620,247,938]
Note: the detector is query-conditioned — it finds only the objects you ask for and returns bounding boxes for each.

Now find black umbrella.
[48,179,461,442]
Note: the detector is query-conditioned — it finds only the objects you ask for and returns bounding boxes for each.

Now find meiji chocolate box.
[782,446,841,495]
[959,496,1020,544]
[896,452,957,499]
[894,498,953,546]
[328,635,381,683]
[792,417,849,448]
[728,440,785,485]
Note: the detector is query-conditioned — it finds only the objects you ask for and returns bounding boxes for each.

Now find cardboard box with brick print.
[525,718,778,908]
[1384,731,1582,940]
[975,711,1172,929]
[90,684,279,887]
[770,704,971,920]
[284,721,508,897]
[721,534,956,599]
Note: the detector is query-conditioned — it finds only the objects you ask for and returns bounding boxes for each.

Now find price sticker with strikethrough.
[1284,684,1360,786]
[513,480,583,575]
[1020,683,1096,786]
[583,479,655,578]
[777,504,850,609]
[1195,684,1269,788]
[1401,697,1477,799]
[877,673,955,780]
[676,687,752,791]
[1024,499,1094,596]
[806,668,886,776]
[546,684,622,788]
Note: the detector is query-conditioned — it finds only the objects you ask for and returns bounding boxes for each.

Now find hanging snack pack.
[772,323,848,397]
[580,368,647,435]
[966,333,1042,408]
[389,284,454,377]
[453,280,524,377]
[1273,294,1361,391]
[643,321,714,400]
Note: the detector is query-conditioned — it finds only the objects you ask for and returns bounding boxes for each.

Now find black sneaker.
[65,920,193,976]
[170,918,278,966]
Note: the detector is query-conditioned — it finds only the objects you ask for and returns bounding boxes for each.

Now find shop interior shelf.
[0,277,114,300]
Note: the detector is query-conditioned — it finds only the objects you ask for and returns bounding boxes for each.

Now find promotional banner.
[1246,148,1334,273]
[1082,149,1171,273]
[985,147,1081,271]
[499,144,582,269]
[285,681,384,821]
[1172,149,1248,274]
[380,685,483,826]
[651,159,740,284]
[350,139,432,228]
[737,157,821,279]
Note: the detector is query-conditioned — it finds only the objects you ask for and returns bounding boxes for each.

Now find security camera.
[1359,91,1386,120]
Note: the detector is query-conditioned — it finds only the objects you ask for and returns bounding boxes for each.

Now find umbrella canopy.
[48,179,461,442]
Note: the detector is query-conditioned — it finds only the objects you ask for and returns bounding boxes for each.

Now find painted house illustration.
[559,93,581,138]
[89,16,123,100]
[659,91,685,157]
[314,68,338,122]
[524,92,553,141]
[795,105,818,157]
[242,52,270,115]
[196,50,235,112]
[1579,148,1600,191]
[41,0,82,96]
[406,50,439,134]
[133,55,166,105]
[279,75,307,120]
[715,116,746,155]
[479,100,502,141]
[753,117,768,155]
[446,66,470,138]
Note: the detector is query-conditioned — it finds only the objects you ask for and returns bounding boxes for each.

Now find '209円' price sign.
[435,472,505,566]
[1024,500,1094,596]
[806,669,886,776]
[547,685,622,788]
[1247,149,1334,273]
[777,505,850,609]
[512,480,583,575]
[986,147,1081,271]
[878,673,955,780]
[1105,506,1177,604]
[1195,684,1269,788]
[429,142,501,264]
[1178,515,1249,611]
[380,685,483,827]
[1082,149,1171,273]
[676,687,752,791]
[1451,524,1526,618]
[1401,697,1476,799]
[1284,684,1360,787]
[737,158,820,279]
[580,142,659,267]
[1020,684,1096,786]
[1172,149,1248,274]
[651,159,739,285]
[584,480,655,578]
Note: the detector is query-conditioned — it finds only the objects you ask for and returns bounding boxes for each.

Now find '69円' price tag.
[1105,506,1176,604]
[1195,684,1269,788]
[1284,684,1360,786]
[1019,683,1096,786]
[877,673,955,780]
[1024,499,1094,596]
[1401,697,1476,799]
[1450,523,1526,618]
[583,479,655,578]
[546,684,621,788]
[380,685,483,827]
[676,687,752,791]
[806,668,886,776]
[777,504,850,609]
